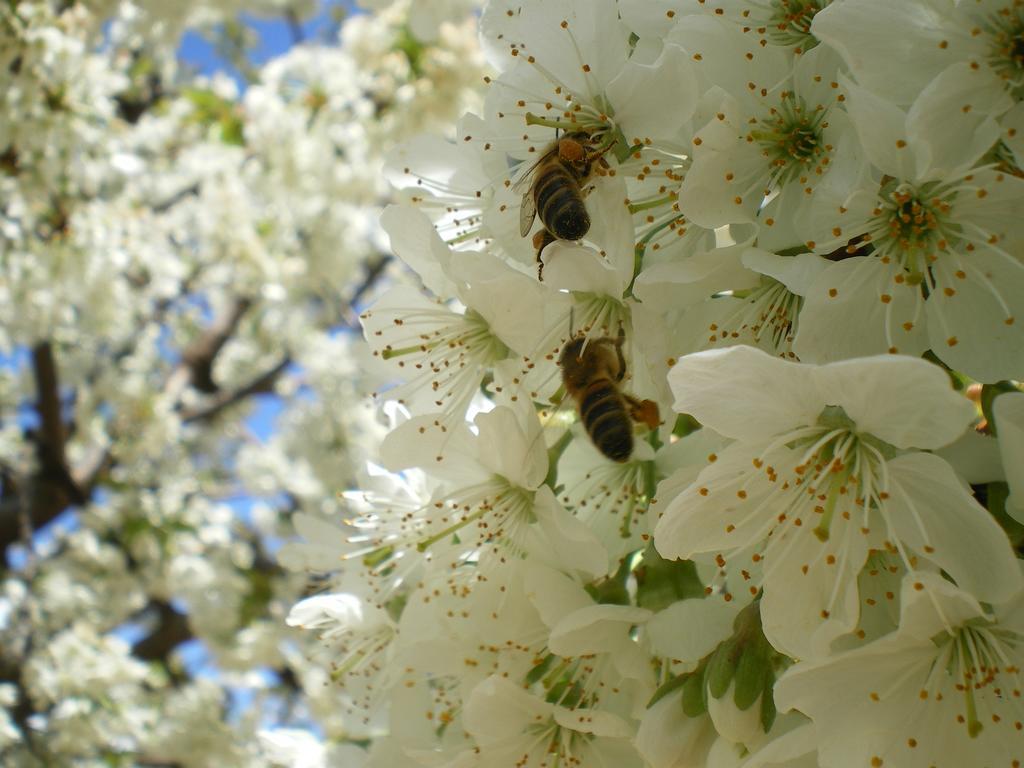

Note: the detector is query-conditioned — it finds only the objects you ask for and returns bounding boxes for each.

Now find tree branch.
[344,253,392,327]
[31,343,68,471]
[0,345,106,551]
[132,600,192,662]
[167,297,252,397]
[181,356,291,424]
[285,8,305,44]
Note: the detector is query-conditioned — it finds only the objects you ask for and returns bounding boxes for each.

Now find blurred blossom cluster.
[0,0,486,764]
[279,0,1024,767]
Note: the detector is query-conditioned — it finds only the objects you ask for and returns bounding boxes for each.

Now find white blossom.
[655,346,1022,658]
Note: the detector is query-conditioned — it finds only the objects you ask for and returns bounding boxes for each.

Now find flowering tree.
[282,1,1024,766]
[0,0,485,764]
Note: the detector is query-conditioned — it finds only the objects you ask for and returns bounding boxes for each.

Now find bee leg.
[533,228,556,281]
[587,139,617,165]
[624,394,661,430]
[612,330,626,383]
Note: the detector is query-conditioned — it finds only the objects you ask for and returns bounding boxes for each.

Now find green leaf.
[184,87,226,113]
[238,569,274,627]
[219,115,245,146]
[394,25,425,77]
[184,88,245,146]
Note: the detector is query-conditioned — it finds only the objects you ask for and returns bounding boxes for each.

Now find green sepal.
[585,557,633,606]
[384,593,407,624]
[760,681,778,732]
[980,381,1020,436]
[732,643,767,710]
[647,673,687,709]
[636,546,706,612]
[705,643,736,700]
[672,414,700,438]
[525,654,557,686]
[681,670,707,717]
[363,544,393,568]
[983,482,1024,548]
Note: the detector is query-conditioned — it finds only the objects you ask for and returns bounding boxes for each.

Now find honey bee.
[516,133,612,278]
[558,327,660,463]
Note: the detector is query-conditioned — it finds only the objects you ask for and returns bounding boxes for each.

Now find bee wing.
[510,154,543,194]
[524,387,574,467]
[510,152,549,236]
[519,190,537,237]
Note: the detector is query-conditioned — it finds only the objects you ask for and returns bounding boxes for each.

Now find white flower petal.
[541,244,624,297]
[548,604,652,657]
[452,251,560,356]
[633,242,758,308]
[706,680,763,746]
[606,43,697,143]
[886,452,1023,605]
[667,15,789,107]
[530,486,609,579]
[617,0,685,40]
[793,257,928,363]
[645,597,741,663]
[995,392,1024,525]
[811,0,973,105]
[669,346,825,440]
[934,429,1004,485]
[286,593,363,629]
[463,676,552,744]
[760,531,865,660]
[812,354,975,449]
[774,576,1009,768]
[905,62,1010,178]
[518,0,631,97]
[741,249,831,297]
[379,204,455,298]
[379,415,487,486]
[474,405,547,489]
[523,563,594,628]
[925,246,1024,383]
[277,513,350,571]
[635,691,717,768]
[841,78,917,179]
[552,706,634,738]
[740,722,819,768]
[654,444,779,560]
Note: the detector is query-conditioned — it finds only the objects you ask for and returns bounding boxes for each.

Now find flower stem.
[416,505,490,551]
[627,193,677,214]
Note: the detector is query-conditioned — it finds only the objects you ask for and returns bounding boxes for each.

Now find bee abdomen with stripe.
[579,381,632,462]
[534,162,590,241]
[558,330,660,463]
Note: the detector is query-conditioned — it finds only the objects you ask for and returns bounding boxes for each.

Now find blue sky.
[178,1,355,88]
